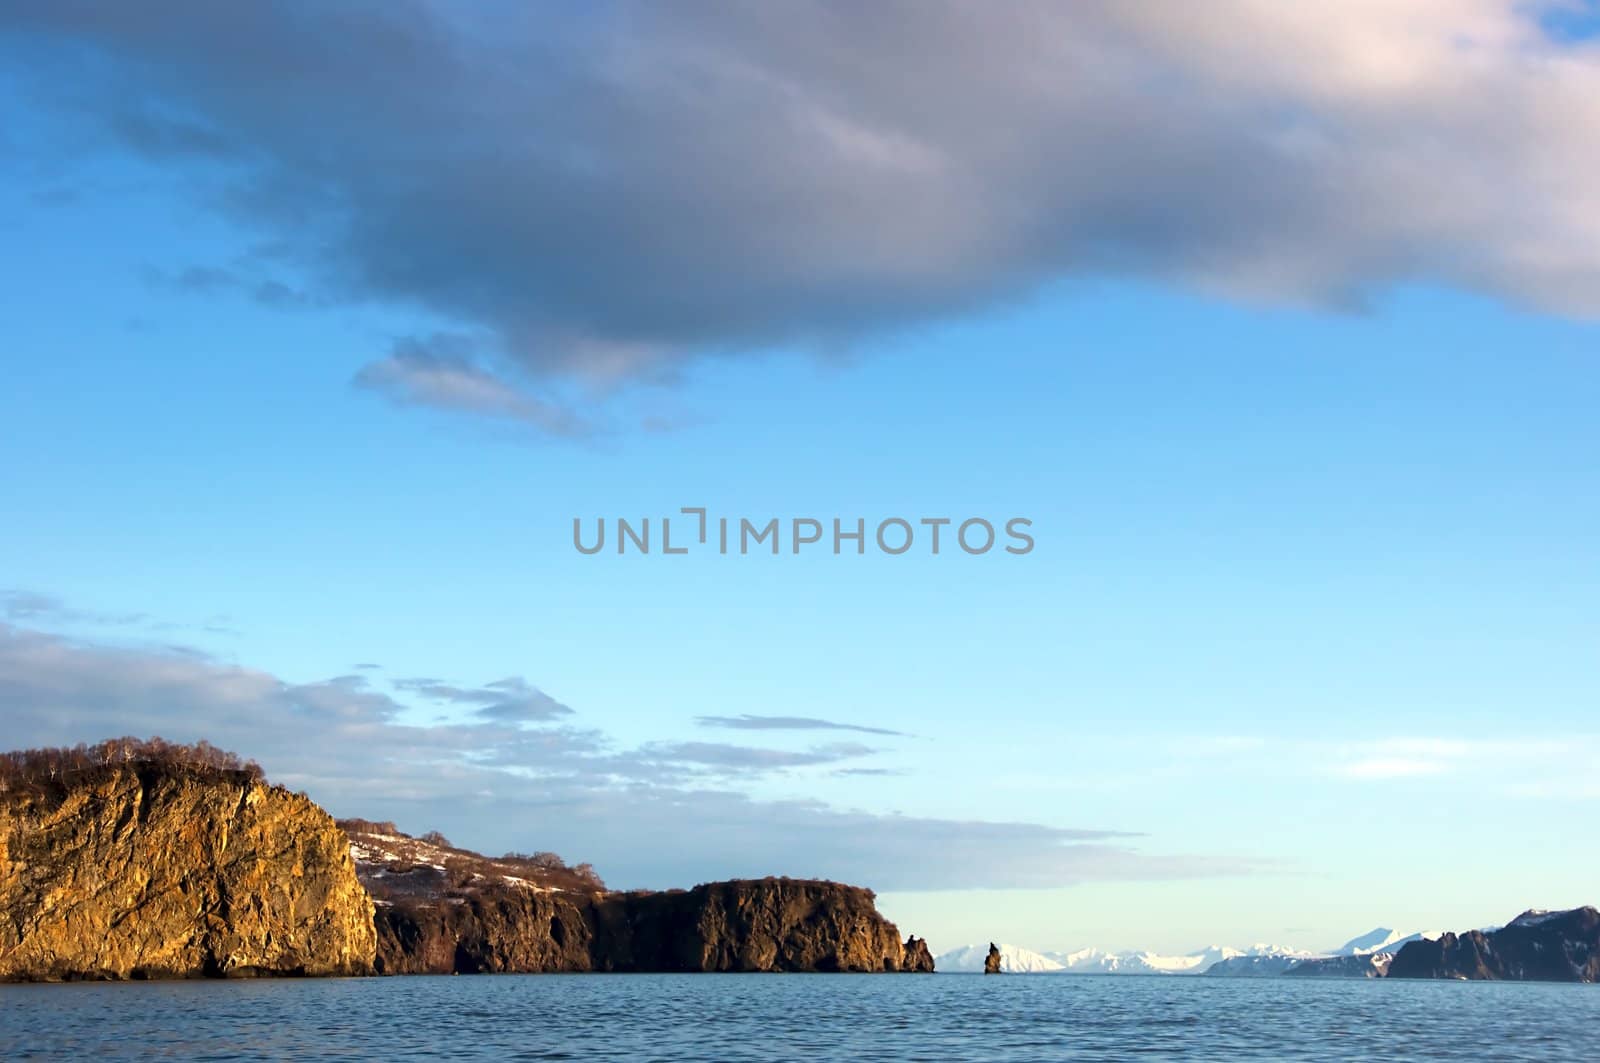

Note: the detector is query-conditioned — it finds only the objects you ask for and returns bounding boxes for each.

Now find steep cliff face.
[0,744,933,981]
[0,765,376,981]
[1387,908,1600,982]
[372,887,594,974]
[369,877,934,974]
[1386,931,1494,980]
[602,879,934,973]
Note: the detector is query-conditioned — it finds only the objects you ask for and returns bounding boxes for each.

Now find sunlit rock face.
[0,761,376,981]
[0,744,933,981]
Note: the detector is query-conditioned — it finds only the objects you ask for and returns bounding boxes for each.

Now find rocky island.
[0,739,933,981]
[1387,907,1600,982]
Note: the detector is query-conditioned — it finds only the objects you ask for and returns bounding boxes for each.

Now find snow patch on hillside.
[1509,908,1579,928]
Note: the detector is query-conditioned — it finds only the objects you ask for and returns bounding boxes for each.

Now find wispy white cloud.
[1326,736,1582,781]
[1,588,238,637]
[1155,732,1596,790]
[1,589,147,627]
[353,335,589,437]
[1503,779,1600,800]
[1334,757,1452,780]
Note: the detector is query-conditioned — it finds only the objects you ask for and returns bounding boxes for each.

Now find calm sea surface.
[2,974,1595,1061]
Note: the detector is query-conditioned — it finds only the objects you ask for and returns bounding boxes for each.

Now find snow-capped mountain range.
[937,927,1442,976]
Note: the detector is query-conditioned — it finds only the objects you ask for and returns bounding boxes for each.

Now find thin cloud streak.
[696,713,910,737]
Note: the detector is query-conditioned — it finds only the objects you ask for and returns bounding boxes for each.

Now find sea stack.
[984,942,1003,974]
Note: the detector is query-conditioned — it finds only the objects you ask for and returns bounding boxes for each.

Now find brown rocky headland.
[0,739,933,981]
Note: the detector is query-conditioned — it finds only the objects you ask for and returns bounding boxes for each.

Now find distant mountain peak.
[1334,927,1432,956]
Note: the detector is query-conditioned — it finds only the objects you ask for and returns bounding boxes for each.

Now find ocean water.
[1,974,1595,1061]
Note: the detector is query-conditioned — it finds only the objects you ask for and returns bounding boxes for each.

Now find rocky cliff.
[369,875,933,974]
[1387,908,1600,982]
[0,741,932,980]
[349,821,932,974]
[0,753,376,981]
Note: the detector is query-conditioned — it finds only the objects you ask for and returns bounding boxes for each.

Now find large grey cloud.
[0,620,1257,891]
[5,2,1599,427]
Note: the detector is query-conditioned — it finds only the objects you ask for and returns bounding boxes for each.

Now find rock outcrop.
[349,822,933,974]
[370,876,935,974]
[984,942,1002,974]
[903,933,935,972]
[1387,908,1600,982]
[0,758,376,981]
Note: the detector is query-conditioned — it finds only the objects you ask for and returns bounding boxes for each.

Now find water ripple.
[2,974,1596,1061]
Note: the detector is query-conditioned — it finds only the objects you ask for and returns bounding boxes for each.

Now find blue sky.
[3,2,1599,955]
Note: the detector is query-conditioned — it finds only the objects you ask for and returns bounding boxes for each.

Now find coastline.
[0,743,933,983]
